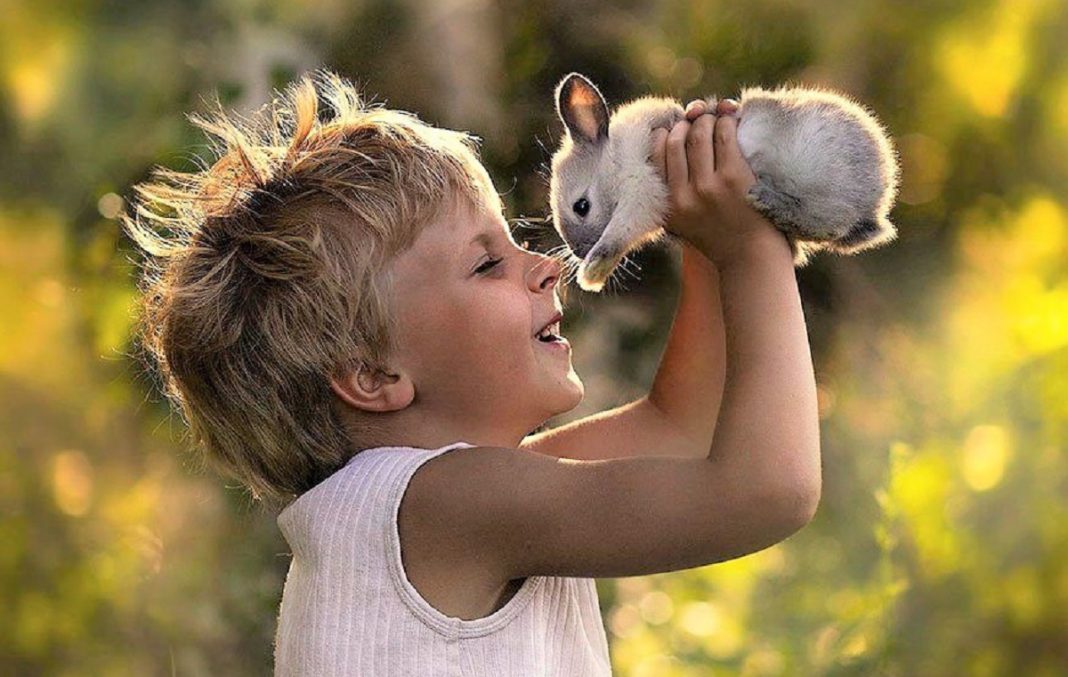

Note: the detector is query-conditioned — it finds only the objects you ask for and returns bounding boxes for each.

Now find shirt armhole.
[384,443,545,640]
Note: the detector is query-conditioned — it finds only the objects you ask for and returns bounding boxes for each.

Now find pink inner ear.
[569,84,600,110]
[572,106,600,138]
[567,84,603,139]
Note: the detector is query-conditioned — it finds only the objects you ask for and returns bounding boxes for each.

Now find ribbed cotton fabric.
[273,441,613,676]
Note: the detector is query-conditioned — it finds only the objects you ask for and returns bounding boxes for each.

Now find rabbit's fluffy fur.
[549,73,901,291]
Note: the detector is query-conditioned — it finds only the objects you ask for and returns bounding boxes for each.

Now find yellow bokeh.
[608,603,643,639]
[4,1,1068,673]
[944,195,1068,414]
[678,600,723,637]
[936,0,1051,117]
[961,424,1012,492]
[52,449,94,516]
[1050,71,1068,139]
[0,6,78,126]
[740,645,785,676]
[887,441,966,579]
[638,590,674,625]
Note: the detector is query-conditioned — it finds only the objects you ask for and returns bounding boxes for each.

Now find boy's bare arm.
[645,241,725,453]
[516,394,708,460]
[664,104,820,495]
[706,228,821,494]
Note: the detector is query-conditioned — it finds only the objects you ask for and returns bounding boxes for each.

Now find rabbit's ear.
[555,73,609,145]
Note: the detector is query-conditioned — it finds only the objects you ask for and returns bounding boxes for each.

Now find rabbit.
[548,72,901,292]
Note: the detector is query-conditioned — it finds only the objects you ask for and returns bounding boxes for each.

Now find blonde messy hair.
[122,68,503,511]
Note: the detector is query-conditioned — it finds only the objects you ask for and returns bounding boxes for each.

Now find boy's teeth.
[537,322,560,339]
[536,322,563,341]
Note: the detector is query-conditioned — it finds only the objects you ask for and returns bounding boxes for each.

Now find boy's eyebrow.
[467,232,494,248]
[466,227,515,250]
[458,231,497,267]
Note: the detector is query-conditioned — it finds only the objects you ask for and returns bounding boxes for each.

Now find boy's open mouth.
[534,311,565,343]
[536,321,564,343]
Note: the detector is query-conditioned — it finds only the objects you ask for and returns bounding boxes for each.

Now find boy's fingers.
[684,100,708,121]
[713,113,747,176]
[716,98,739,115]
[649,128,668,179]
[665,119,690,191]
[686,113,715,187]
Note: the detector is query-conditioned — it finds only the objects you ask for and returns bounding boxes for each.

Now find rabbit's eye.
[573,198,590,217]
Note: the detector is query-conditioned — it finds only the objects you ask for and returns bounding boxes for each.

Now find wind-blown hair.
[122,68,501,511]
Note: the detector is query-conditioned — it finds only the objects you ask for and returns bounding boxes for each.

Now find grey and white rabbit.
[548,72,901,292]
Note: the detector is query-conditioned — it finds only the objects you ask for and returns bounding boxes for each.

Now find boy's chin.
[556,374,585,413]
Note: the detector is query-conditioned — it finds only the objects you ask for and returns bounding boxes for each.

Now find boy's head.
[123,69,582,511]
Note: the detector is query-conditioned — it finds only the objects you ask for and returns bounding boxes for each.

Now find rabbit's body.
[549,73,901,292]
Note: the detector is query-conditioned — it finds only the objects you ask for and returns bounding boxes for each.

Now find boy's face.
[385,197,584,442]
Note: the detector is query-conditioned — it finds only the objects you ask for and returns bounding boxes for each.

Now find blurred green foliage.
[2,0,1066,674]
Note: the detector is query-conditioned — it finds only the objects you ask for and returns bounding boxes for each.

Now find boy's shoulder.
[400,445,525,618]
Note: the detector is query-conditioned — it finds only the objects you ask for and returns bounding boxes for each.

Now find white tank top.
[273,441,613,676]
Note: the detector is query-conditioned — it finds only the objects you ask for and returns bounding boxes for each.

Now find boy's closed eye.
[472,238,536,276]
[475,257,503,274]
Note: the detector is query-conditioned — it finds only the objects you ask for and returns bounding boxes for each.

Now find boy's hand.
[649,99,781,269]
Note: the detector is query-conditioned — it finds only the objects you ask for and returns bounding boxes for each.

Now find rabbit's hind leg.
[746,178,842,267]
[742,179,823,267]
[825,216,897,255]
[745,177,832,242]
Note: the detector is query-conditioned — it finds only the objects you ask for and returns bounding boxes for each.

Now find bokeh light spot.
[97,193,124,220]
[52,450,94,516]
[638,590,673,625]
[961,424,1011,492]
[679,600,721,636]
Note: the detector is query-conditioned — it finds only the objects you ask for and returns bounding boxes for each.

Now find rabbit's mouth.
[565,233,599,260]
[577,242,624,293]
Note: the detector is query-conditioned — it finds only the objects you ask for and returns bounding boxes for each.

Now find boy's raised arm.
[644,240,726,455]
[702,228,821,501]
[660,104,821,500]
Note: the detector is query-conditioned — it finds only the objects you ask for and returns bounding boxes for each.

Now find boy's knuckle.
[695,181,718,201]
[722,171,749,193]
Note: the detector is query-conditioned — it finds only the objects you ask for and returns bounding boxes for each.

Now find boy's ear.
[329,362,415,413]
[555,72,609,145]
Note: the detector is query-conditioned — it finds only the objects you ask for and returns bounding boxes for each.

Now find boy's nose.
[528,254,563,292]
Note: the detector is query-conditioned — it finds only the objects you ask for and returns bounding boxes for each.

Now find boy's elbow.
[775,449,822,530]
[795,476,822,526]
[773,481,820,539]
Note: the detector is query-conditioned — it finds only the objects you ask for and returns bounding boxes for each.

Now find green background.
[2,0,1066,674]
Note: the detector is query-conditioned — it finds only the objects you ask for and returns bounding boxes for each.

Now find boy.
[123,69,820,675]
